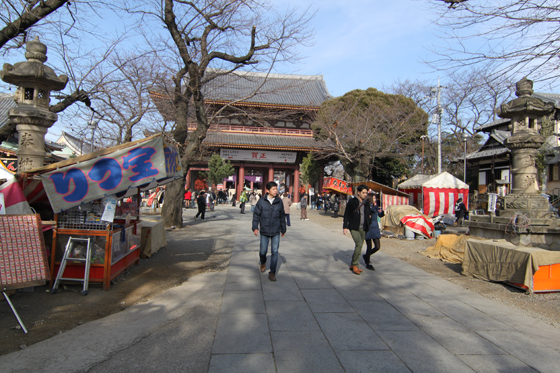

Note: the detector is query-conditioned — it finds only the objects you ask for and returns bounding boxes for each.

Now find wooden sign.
[0,214,50,291]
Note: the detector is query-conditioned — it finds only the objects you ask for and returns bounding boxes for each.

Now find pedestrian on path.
[253,181,286,282]
[184,189,192,209]
[194,191,206,221]
[363,193,384,270]
[240,189,248,214]
[300,193,308,220]
[455,198,468,226]
[249,192,257,212]
[282,192,292,226]
[332,193,340,218]
[343,185,372,275]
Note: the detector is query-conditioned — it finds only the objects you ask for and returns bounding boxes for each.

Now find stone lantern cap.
[0,37,68,91]
[497,77,554,119]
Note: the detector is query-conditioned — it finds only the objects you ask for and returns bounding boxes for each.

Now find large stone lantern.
[497,77,555,218]
[0,37,68,173]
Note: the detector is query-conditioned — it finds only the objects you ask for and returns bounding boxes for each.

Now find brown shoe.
[350,266,361,275]
[260,264,266,272]
[269,272,277,282]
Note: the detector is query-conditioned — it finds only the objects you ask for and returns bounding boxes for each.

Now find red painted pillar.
[185,169,191,190]
[237,162,245,200]
[268,163,274,185]
[294,167,300,203]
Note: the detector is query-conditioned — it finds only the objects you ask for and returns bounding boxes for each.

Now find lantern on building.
[0,37,68,173]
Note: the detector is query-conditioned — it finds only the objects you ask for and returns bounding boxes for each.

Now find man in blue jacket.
[253,181,286,282]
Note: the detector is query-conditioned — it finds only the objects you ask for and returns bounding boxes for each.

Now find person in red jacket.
[184,189,192,209]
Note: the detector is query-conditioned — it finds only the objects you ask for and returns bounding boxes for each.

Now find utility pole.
[430,77,446,174]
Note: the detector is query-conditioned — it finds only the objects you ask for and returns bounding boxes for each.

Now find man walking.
[194,191,206,221]
[343,185,372,275]
[240,189,248,214]
[300,193,308,220]
[253,182,286,282]
[455,198,468,226]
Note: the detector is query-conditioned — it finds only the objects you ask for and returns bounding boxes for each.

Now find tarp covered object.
[0,177,33,214]
[398,172,469,217]
[39,135,182,213]
[381,205,428,227]
[422,234,470,263]
[463,239,560,291]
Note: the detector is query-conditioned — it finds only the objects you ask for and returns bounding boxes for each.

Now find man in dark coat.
[194,191,206,221]
[343,185,372,275]
[252,181,286,282]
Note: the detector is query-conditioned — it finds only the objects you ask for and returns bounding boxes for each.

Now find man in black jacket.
[194,191,206,221]
[343,185,372,275]
[252,181,286,282]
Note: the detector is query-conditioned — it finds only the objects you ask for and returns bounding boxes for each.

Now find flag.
[0,177,33,215]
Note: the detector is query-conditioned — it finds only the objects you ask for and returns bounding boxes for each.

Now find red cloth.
[401,215,434,238]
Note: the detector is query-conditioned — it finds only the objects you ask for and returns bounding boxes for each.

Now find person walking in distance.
[300,193,308,220]
[332,193,340,218]
[253,182,286,282]
[455,198,468,226]
[343,185,372,275]
[194,191,207,221]
[282,192,292,226]
[363,193,384,270]
[249,192,257,212]
[240,189,248,214]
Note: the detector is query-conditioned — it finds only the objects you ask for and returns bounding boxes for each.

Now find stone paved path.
[209,214,560,373]
[2,210,560,372]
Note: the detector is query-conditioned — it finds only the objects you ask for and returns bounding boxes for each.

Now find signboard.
[0,214,50,290]
[323,177,352,195]
[41,136,182,213]
[488,193,498,213]
[220,149,297,163]
[1,159,17,174]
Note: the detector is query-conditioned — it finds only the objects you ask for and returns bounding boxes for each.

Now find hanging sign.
[41,136,182,213]
[488,193,498,213]
[1,159,17,174]
[323,177,352,195]
[220,149,297,163]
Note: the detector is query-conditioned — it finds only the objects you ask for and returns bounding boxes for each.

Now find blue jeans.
[251,205,255,212]
[285,214,291,226]
[311,202,316,210]
[259,234,280,274]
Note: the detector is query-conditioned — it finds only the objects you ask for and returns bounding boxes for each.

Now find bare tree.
[124,0,314,227]
[312,88,429,183]
[428,0,560,84]
[0,0,70,51]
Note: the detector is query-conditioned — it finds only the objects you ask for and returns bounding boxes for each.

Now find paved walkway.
[2,211,560,372]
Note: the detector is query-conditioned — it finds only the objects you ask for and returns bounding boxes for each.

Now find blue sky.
[272,0,443,96]
[1,0,450,142]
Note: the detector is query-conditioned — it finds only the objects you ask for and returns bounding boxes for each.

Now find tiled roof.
[0,93,16,128]
[202,71,332,107]
[466,147,509,160]
[534,92,560,106]
[56,131,100,155]
[490,129,511,144]
[201,131,329,150]
[474,118,510,133]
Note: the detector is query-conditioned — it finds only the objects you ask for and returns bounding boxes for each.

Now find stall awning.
[350,180,410,198]
[26,135,182,213]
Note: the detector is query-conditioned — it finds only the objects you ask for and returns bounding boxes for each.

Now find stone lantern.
[497,77,555,218]
[0,37,68,173]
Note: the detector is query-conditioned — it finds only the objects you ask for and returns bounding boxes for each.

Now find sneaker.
[193,216,197,221]
[365,264,375,270]
[260,264,266,272]
[305,219,309,220]
[269,272,277,282]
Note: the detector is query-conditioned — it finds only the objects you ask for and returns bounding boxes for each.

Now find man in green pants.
[343,185,372,275]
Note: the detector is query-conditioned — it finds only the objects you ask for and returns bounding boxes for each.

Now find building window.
[549,164,559,181]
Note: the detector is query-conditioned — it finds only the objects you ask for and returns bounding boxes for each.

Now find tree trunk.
[160,178,184,228]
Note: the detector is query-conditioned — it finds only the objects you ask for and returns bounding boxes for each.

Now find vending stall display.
[20,134,182,290]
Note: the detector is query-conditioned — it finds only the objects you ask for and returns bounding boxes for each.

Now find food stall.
[22,134,182,290]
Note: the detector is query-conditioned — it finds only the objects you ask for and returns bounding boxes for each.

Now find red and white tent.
[398,172,469,217]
